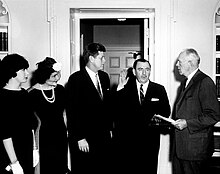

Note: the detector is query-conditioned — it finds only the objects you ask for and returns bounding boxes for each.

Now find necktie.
[140,84,145,104]
[96,74,103,99]
[182,78,188,91]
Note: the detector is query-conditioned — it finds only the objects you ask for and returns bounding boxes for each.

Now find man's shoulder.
[66,70,87,86]
[149,81,165,88]
[98,70,108,75]
[191,70,215,89]
[68,69,85,79]
[56,84,64,89]
[194,70,211,82]
[98,70,110,79]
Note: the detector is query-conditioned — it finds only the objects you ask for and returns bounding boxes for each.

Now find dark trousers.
[113,140,159,174]
[69,139,113,174]
[172,155,209,174]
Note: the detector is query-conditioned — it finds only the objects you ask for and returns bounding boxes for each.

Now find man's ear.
[89,55,94,63]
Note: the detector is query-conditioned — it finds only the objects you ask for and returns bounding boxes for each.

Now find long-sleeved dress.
[0,88,34,174]
[28,84,68,174]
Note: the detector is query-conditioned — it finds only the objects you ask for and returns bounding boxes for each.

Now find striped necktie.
[140,84,145,104]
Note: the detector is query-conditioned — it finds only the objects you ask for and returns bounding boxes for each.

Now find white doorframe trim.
[70,8,155,76]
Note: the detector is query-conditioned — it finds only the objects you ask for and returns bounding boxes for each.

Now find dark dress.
[0,88,34,174]
[28,84,68,174]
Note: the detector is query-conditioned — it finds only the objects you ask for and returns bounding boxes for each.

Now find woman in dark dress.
[28,57,68,174]
[0,54,35,174]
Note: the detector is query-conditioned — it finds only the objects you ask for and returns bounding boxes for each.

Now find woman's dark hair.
[31,57,56,85]
[0,53,29,88]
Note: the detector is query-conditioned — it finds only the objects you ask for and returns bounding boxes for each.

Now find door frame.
[70,8,155,79]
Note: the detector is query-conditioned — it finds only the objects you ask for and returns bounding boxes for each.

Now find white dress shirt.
[136,80,149,102]
[85,66,103,96]
[186,68,199,87]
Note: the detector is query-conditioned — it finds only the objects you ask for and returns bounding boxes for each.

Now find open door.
[70,8,155,87]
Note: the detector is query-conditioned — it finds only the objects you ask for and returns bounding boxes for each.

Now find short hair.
[83,43,106,65]
[31,57,57,85]
[0,53,29,88]
[182,48,200,65]
[133,58,151,69]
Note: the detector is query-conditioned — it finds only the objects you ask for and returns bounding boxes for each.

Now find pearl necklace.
[40,85,55,103]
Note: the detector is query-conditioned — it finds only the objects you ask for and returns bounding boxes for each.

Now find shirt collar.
[86,66,97,86]
[86,66,96,77]
[136,80,149,94]
[186,68,199,86]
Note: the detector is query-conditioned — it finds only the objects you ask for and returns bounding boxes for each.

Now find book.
[4,32,8,51]
[217,58,220,74]
[153,114,175,124]
[0,31,8,51]
[217,35,220,51]
[216,76,220,97]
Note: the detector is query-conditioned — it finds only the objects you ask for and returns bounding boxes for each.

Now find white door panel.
[104,50,135,88]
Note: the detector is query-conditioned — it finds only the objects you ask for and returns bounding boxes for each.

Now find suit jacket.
[174,70,220,160]
[66,68,112,146]
[115,78,171,149]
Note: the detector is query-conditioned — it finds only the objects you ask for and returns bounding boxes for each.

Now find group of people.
[0,43,219,174]
[0,54,69,174]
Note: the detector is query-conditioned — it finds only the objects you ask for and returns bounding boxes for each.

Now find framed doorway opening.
[70,8,155,87]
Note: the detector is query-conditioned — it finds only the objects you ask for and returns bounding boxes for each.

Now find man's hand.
[173,119,187,130]
[78,139,89,152]
[117,69,129,91]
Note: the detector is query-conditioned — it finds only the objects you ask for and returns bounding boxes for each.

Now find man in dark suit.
[172,48,220,174]
[66,43,113,173]
[114,58,171,173]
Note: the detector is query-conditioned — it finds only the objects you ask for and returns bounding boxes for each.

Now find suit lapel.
[83,68,103,99]
[176,85,188,108]
[140,81,152,106]
[129,78,141,105]
[98,71,108,99]
[176,70,202,109]
[83,69,95,88]
[145,81,153,100]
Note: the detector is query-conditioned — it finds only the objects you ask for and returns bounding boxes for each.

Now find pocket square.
[151,98,159,101]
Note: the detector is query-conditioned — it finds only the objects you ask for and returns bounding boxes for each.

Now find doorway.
[70,8,155,88]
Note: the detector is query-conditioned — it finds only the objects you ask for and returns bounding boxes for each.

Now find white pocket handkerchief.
[151,98,159,101]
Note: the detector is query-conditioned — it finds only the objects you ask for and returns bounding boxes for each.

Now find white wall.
[5,0,50,87]
[175,0,218,77]
[4,0,220,173]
